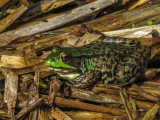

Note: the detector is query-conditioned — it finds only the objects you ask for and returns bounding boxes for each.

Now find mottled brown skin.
[45,37,151,88]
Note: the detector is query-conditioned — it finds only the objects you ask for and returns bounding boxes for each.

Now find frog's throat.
[51,67,80,73]
[51,67,81,80]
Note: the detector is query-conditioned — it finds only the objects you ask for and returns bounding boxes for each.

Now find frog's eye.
[60,52,70,62]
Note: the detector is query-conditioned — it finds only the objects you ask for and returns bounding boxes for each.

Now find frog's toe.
[115,76,138,86]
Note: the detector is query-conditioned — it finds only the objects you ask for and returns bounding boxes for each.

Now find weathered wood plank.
[0,0,9,8]
[0,0,117,47]
[87,3,160,32]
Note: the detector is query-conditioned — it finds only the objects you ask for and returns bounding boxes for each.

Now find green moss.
[132,23,135,28]
[35,34,41,37]
[147,19,153,25]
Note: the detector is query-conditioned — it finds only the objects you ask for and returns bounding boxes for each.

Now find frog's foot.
[115,77,138,86]
[70,70,102,88]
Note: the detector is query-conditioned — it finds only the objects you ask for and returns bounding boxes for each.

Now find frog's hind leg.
[115,63,141,86]
[115,49,150,86]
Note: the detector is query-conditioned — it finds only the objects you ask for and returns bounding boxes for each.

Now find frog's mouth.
[50,67,81,80]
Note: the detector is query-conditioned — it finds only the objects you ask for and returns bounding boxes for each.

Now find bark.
[0,2,28,33]
[54,97,127,116]
[0,0,117,47]
[0,0,9,8]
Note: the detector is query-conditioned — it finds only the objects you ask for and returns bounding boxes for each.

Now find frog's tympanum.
[45,37,151,88]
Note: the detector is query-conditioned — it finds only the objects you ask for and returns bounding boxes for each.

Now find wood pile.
[0,0,160,119]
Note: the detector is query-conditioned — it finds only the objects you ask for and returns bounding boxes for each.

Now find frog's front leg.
[69,70,101,88]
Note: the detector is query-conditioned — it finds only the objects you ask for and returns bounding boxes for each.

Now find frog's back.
[79,41,139,56]
[79,41,151,85]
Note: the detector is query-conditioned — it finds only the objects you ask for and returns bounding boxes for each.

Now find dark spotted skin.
[45,37,151,88]
[73,39,150,87]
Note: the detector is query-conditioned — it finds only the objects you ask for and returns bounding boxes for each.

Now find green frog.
[45,37,151,88]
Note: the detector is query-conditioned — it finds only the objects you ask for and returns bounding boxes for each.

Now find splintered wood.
[0,0,160,120]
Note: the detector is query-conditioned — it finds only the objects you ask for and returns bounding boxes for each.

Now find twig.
[119,88,138,120]
[0,0,117,47]
[65,87,122,104]
[54,97,126,116]
[0,1,29,32]
[1,68,19,117]
[10,98,43,120]
[128,0,152,10]
[142,104,160,120]
[0,0,9,8]
[130,84,159,102]
[50,107,73,120]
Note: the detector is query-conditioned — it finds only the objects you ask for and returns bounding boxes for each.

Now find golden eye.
[60,52,70,62]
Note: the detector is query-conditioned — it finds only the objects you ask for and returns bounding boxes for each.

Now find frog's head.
[45,46,83,80]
